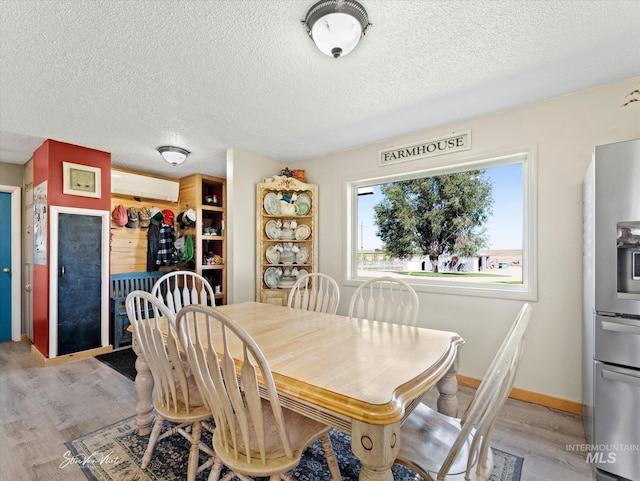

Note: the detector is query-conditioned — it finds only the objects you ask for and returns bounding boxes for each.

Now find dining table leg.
[131,337,154,435]
[351,420,400,481]
[436,354,459,417]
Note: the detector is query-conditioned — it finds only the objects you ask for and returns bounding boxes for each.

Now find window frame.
[343,147,538,301]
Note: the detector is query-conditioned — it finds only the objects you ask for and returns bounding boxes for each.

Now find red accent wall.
[31,140,111,357]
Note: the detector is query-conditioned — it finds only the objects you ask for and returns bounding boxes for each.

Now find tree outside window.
[349,151,535,299]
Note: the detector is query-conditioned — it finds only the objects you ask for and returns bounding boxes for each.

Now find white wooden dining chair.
[151,270,216,314]
[287,273,340,314]
[348,276,419,325]
[125,290,215,481]
[176,304,342,481]
[395,303,533,481]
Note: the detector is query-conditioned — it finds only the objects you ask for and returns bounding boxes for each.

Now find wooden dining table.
[131,301,464,481]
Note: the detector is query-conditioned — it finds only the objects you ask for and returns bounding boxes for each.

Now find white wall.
[226,147,282,303]
[229,77,640,404]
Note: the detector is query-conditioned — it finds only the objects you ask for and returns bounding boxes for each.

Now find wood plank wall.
[109,168,180,274]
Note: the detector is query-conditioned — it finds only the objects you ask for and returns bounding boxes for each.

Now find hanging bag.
[182,234,194,261]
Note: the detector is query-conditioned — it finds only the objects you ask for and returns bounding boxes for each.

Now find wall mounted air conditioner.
[111,170,179,202]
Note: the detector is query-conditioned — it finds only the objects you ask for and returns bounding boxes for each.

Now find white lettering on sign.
[379,131,471,166]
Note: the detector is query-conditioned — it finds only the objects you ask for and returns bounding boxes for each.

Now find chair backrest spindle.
[151,271,216,315]
[348,276,419,325]
[177,305,294,467]
[395,303,532,481]
[287,273,340,315]
[125,291,193,414]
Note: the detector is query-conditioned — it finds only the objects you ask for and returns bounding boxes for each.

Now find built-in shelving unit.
[179,173,227,305]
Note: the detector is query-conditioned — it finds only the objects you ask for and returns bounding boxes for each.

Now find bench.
[110,271,165,348]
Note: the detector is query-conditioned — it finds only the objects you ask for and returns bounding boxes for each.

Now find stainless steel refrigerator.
[583,138,640,481]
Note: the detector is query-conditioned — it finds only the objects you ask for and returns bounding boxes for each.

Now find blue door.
[57,213,102,355]
[0,192,11,341]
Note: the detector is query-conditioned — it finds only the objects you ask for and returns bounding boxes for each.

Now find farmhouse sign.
[379,131,471,166]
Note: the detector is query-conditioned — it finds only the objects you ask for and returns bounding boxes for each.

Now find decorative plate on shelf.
[294,224,311,240]
[294,194,311,215]
[263,192,280,215]
[265,220,281,240]
[265,246,280,264]
[296,247,309,264]
[264,267,282,288]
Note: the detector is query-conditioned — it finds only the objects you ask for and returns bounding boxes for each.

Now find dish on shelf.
[263,192,280,215]
[297,268,308,280]
[265,246,280,264]
[277,275,297,288]
[296,193,311,206]
[296,247,309,264]
[264,267,282,288]
[280,227,295,239]
[294,194,311,215]
[279,250,296,265]
[280,201,296,215]
[265,220,281,240]
[294,224,311,240]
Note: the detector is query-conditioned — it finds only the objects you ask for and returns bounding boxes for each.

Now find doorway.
[0,186,21,342]
[0,192,11,341]
[49,206,109,358]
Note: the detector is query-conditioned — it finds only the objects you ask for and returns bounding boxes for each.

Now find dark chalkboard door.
[57,213,102,356]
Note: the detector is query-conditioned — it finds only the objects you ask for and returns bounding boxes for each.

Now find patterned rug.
[66,416,523,481]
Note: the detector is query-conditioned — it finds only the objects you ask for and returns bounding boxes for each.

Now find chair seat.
[153,375,211,423]
[399,403,493,481]
[214,398,331,476]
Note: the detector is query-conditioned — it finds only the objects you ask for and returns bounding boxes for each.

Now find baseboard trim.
[457,374,582,415]
[31,344,113,367]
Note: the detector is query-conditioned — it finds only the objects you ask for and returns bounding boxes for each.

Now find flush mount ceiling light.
[303,0,370,58]
[158,146,190,166]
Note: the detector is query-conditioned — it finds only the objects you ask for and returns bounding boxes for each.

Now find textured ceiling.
[1,0,639,179]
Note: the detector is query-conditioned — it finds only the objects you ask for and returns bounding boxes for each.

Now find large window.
[345,150,537,300]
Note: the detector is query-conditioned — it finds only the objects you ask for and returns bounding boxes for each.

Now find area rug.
[95,348,137,381]
[66,416,523,481]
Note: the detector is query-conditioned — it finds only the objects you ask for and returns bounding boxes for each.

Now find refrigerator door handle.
[600,317,640,335]
[602,367,640,387]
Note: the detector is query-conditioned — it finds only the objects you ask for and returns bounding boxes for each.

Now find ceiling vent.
[111,170,179,202]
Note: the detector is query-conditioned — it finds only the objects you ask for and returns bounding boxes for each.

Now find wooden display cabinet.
[256,177,318,304]
[178,173,227,305]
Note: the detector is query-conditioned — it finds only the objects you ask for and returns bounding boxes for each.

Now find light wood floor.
[0,339,595,481]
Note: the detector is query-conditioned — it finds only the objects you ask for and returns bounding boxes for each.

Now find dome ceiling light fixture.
[158,146,190,166]
[303,0,371,59]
